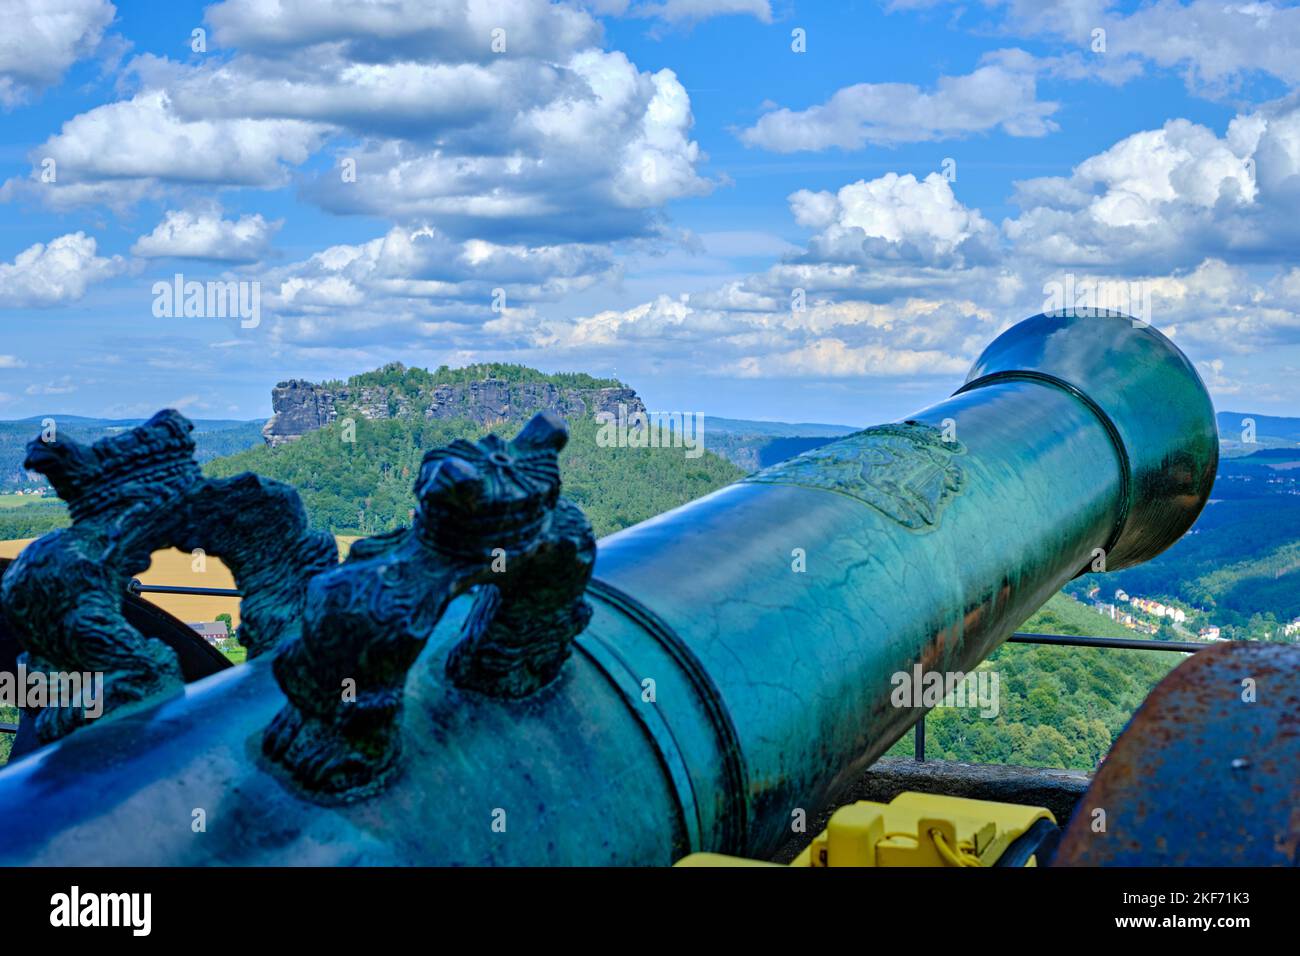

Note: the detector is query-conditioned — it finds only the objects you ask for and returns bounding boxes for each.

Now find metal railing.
[911,630,1207,761]
[2,582,1218,745]
[1005,631,1207,654]
[128,580,243,598]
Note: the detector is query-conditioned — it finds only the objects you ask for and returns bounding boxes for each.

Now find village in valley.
[1084,584,1300,644]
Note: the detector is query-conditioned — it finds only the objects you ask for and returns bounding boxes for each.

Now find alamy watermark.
[595,405,705,459]
[1043,274,1151,328]
[0,665,104,719]
[890,665,1000,718]
[152,273,260,329]
[50,886,151,936]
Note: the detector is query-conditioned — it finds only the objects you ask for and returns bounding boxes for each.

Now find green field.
[0,496,69,539]
[0,493,50,509]
[218,643,247,665]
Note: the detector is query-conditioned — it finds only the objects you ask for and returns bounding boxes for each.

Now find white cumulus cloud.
[6,90,328,206]
[624,0,772,24]
[6,0,713,243]
[0,232,124,307]
[790,172,998,266]
[1005,102,1300,269]
[739,51,1058,152]
[303,48,712,239]
[732,339,968,378]
[260,225,619,347]
[132,207,281,262]
[0,0,115,107]
[206,0,599,59]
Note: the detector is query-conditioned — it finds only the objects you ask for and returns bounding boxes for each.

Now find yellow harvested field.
[0,536,360,627]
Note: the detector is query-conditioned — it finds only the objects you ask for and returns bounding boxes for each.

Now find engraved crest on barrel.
[744,421,965,530]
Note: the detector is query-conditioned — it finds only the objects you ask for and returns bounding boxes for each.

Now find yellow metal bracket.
[675,792,1055,868]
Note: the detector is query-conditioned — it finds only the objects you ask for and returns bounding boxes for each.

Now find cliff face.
[262,371,646,446]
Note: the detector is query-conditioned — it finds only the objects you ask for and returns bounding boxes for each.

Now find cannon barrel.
[0,311,1217,865]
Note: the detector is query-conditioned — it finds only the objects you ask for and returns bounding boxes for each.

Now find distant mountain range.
[1216,410,1300,456]
[3,414,256,428]
[689,416,858,472]
[696,416,858,438]
[702,410,1300,472]
[0,417,264,490]
[1,364,1296,492]
[1216,411,1300,439]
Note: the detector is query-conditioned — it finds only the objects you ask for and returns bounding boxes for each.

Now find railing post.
[915,714,926,762]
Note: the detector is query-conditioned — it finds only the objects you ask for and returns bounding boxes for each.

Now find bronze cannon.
[0,311,1221,865]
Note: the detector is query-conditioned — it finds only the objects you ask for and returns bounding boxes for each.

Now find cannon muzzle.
[0,311,1217,865]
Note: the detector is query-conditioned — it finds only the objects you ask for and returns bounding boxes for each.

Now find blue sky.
[2,0,1299,425]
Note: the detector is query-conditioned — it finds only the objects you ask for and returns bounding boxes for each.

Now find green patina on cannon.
[0,311,1219,865]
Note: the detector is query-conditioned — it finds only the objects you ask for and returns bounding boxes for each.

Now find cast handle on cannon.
[0,410,337,745]
[261,411,597,799]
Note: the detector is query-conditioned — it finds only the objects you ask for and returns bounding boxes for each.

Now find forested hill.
[1067,444,1300,634]
[886,592,1180,770]
[207,412,742,539]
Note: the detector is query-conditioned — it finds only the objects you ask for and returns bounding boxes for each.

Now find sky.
[1,0,1299,426]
